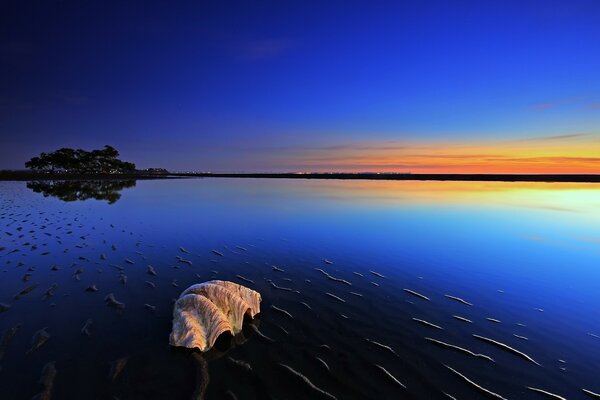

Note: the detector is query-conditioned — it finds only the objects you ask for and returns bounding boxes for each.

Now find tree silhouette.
[25,145,136,174]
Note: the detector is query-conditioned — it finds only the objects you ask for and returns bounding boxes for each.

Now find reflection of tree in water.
[27,180,136,204]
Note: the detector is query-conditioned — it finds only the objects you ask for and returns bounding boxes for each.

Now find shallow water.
[1,178,600,399]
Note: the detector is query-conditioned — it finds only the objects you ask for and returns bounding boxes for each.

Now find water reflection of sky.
[108,178,600,334]
[11,177,600,330]
[35,177,600,300]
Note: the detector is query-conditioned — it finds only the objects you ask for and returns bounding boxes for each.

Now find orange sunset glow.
[275,133,600,174]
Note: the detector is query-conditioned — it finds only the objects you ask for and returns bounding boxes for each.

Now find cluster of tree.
[25,145,136,174]
[27,180,137,204]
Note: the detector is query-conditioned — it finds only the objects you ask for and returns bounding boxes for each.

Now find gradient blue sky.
[1,0,599,172]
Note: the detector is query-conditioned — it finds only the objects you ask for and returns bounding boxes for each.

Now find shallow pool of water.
[1,178,600,399]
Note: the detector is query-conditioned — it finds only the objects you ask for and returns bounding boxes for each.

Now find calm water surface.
[1,178,600,399]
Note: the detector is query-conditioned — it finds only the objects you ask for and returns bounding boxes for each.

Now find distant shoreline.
[171,172,600,183]
[2,171,600,183]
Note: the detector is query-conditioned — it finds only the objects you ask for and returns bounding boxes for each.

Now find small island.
[25,145,136,174]
[0,145,171,180]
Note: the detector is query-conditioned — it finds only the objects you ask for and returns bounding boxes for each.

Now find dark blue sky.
[1,1,599,172]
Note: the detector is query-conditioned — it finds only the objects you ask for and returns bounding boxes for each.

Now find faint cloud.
[529,95,588,110]
[256,140,409,154]
[291,140,408,152]
[282,162,445,171]
[514,133,592,142]
[539,133,591,140]
[507,203,579,213]
[483,156,600,164]
[584,102,600,110]
[232,38,292,61]
[200,29,293,61]
[530,102,556,110]
[575,236,600,244]
[410,153,503,159]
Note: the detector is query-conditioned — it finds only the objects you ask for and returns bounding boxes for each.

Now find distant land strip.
[2,171,600,183]
[172,172,600,183]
